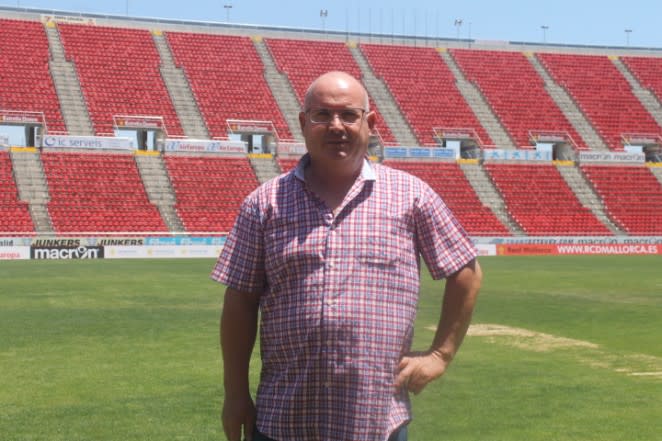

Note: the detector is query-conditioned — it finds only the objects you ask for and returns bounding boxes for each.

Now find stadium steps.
[650,166,662,186]
[9,149,54,233]
[152,32,210,139]
[348,46,418,146]
[459,162,524,235]
[252,38,304,143]
[44,23,94,136]
[555,163,624,234]
[528,54,609,151]
[441,51,516,149]
[134,154,185,232]
[611,58,662,128]
[249,155,282,184]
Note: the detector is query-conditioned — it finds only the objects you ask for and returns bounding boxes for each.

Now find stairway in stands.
[459,162,523,235]
[152,31,209,139]
[612,57,662,128]
[528,53,608,151]
[252,38,304,143]
[349,45,418,146]
[9,149,53,233]
[555,163,623,234]
[44,22,94,136]
[134,153,185,232]
[0,150,37,235]
[441,50,516,149]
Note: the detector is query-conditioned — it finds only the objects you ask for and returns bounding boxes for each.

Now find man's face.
[299,76,375,172]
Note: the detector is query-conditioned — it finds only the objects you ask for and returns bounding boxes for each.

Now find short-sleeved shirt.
[212,155,477,441]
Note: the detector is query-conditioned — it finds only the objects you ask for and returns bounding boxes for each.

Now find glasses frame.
[305,107,367,126]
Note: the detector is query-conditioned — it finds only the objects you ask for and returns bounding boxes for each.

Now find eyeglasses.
[306,107,366,126]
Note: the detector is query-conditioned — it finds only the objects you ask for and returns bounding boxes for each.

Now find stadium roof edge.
[1,5,662,56]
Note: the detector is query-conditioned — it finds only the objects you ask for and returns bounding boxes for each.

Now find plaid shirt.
[212,155,477,441]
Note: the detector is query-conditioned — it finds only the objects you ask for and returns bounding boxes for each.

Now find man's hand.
[222,393,256,441]
[394,350,450,395]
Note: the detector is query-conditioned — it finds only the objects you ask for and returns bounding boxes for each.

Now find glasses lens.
[309,108,363,125]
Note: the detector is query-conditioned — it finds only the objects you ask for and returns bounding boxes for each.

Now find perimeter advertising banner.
[497,244,661,256]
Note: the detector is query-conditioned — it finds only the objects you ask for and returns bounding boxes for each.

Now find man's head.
[299,71,375,174]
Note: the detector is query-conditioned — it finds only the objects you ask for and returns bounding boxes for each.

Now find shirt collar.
[293,153,376,182]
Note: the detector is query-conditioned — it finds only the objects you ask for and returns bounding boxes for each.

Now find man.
[213,71,482,441]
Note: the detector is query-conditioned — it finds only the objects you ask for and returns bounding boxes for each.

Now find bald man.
[213,71,482,441]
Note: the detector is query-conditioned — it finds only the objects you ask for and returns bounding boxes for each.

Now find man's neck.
[305,160,363,212]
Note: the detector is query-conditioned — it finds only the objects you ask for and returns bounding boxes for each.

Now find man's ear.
[366,111,376,133]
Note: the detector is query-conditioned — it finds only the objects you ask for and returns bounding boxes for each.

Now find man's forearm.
[430,259,482,362]
[220,287,260,396]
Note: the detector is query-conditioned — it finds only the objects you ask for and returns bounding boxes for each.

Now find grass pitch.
[1,256,661,440]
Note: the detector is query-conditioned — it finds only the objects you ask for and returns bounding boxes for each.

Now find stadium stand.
[484,163,612,235]
[165,32,292,140]
[621,55,662,105]
[360,44,492,147]
[581,165,662,235]
[56,23,183,137]
[537,53,662,151]
[0,18,66,133]
[384,160,510,236]
[277,157,299,173]
[450,49,586,149]
[164,155,259,233]
[41,151,168,233]
[264,38,395,143]
[0,151,35,234]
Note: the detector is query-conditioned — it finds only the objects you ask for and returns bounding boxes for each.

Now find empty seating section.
[57,24,183,136]
[621,56,662,105]
[538,53,662,151]
[277,158,299,173]
[451,49,586,149]
[164,155,259,233]
[165,32,291,140]
[0,19,66,133]
[360,44,492,147]
[0,151,34,233]
[484,163,611,236]
[384,160,509,236]
[265,38,395,143]
[42,152,168,233]
[581,165,662,235]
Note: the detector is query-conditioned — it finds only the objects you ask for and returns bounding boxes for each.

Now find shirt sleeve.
[210,193,266,293]
[414,184,478,280]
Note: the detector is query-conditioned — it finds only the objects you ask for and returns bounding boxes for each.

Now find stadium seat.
[360,44,492,147]
[384,160,510,236]
[0,151,35,234]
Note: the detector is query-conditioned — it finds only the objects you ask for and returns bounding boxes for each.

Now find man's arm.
[220,287,260,441]
[395,258,482,394]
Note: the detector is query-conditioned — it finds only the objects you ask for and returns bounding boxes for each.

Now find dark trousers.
[253,424,408,441]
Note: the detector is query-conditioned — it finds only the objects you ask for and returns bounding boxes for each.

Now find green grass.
[1,256,661,440]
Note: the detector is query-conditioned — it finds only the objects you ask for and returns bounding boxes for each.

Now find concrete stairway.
[650,166,662,186]
[611,58,662,128]
[459,162,524,235]
[528,54,609,151]
[10,149,54,233]
[252,38,304,143]
[250,155,282,184]
[441,51,516,149]
[555,163,624,234]
[134,154,184,232]
[44,24,94,136]
[349,46,419,146]
[152,32,209,139]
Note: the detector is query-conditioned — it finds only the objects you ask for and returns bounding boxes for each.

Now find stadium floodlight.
[320,9,328,34]
[541,25,549,43]
[454,18,463,41]
[625,29,632,46]
[224,3,233,22]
